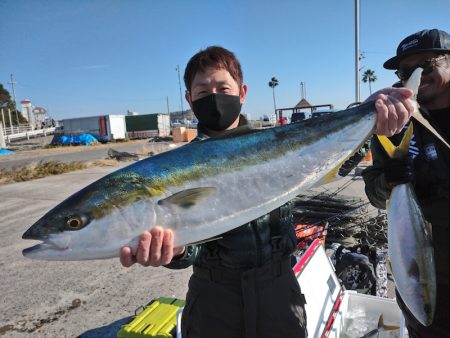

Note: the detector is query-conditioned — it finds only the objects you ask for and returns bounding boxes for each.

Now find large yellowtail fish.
[22,72,421,262]
[377,68,436,326]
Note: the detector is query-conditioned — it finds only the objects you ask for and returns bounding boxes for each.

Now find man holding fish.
[363,29,450,337]
[119,46,415,338]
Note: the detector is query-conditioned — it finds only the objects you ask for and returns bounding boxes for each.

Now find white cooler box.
[293,239,407,337]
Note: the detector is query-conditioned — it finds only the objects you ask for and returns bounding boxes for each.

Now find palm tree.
[362,69,377,95]
[268,77,279,120]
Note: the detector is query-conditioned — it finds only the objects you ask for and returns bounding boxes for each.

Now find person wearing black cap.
[363,29,450,337]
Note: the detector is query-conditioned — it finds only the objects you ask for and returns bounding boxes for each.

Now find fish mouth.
[22,242,66,256]
[22,235,71,258]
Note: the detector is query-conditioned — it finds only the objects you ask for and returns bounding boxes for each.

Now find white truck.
[61,115,126,142]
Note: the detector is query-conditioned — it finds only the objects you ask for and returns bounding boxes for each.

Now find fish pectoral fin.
[157,187,217,209]
[377,123,413,159]
[377,314,384,329]
[407,259,420,278]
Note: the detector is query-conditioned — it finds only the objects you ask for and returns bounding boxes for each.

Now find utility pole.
[300,82,306,99]
[8,108,13,130]
[176,65,184,119]
[355,0,360,102]
[8,74,19,124]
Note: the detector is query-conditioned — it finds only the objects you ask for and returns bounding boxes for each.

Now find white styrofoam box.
[294,240,342,337]
[328,291,402,337]
[294,239,405,338]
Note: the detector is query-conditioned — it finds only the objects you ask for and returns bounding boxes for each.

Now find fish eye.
[66,216,82,229]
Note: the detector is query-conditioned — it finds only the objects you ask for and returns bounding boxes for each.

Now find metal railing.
[1,124,56,142]
[2,124,33,135]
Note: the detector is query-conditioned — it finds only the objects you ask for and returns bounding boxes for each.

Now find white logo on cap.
[401,39,419,51]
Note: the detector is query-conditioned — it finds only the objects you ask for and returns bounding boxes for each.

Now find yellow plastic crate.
[117,297,185,338]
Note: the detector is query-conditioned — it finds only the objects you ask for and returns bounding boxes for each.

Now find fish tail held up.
[377,123,413,159]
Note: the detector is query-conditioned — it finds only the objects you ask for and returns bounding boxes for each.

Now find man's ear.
[185,92,194,111]
[240,84,248,104]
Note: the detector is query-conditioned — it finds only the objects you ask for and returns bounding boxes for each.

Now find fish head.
[22,191,103,260]
[22,172,155,260]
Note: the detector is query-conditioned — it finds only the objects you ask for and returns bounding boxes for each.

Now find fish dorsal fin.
[216,125,256,139]
[157,187,217,209]
[377,123,413,159]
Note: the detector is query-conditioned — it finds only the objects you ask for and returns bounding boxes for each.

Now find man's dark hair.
[183,46,243,93]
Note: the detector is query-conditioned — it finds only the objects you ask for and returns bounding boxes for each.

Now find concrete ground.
[0,165,192,338]
[0,141,391,337]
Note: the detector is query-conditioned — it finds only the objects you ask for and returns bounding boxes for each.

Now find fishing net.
[292,189,389,297]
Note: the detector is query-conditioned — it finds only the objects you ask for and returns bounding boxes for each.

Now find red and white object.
[293,239,405,337]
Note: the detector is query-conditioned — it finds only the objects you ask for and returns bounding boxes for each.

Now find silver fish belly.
[387,183,436,326]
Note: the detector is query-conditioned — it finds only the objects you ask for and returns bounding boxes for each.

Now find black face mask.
[192,93,241,131]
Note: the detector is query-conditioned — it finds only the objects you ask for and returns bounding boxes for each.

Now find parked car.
[291,112,306,123]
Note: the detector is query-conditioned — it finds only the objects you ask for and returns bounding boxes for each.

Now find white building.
[20,99,34,125]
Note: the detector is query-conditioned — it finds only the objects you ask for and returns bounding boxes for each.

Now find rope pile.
[292,192,388,250]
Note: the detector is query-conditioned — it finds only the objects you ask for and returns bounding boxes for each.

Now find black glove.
[384,156,415,187]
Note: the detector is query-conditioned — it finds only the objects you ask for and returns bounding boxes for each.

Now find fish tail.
[376,123,413,159]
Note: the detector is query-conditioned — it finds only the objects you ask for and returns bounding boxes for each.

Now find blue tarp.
[0,149,14,155]
[53,133,99,146]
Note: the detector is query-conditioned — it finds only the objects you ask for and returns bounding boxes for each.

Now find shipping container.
[61,115,126,142]
[125,114,171,139]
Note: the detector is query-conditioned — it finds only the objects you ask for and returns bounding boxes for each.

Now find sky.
[1,0,450,121]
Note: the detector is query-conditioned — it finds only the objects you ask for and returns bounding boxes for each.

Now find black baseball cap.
[384,29,450,70]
